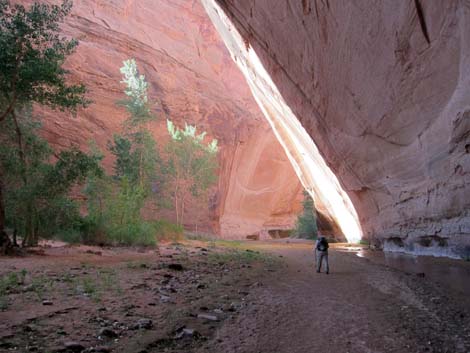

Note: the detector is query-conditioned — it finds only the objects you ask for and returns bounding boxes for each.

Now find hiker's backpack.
[316,238,328,251]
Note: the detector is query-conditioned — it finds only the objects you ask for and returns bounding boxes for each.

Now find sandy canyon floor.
[0,240,469,353]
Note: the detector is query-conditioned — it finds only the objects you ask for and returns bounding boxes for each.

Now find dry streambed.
[0,242,282,353]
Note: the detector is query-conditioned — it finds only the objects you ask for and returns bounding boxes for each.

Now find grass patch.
[125,261,151,270]
[0,270,27,310]
[71,270,122,302]
[207,248,279,267]
[207,239,245,250]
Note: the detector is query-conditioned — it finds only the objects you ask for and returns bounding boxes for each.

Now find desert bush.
[154,219,184,242]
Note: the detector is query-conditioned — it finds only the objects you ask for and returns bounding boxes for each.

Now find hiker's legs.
[324,253,329,274]
[316,250,323,272]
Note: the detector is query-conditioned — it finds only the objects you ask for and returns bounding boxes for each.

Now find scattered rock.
[85,346,111,353]
[98,328,118,338]
[23,284,34,292]
[197,313,219,322]
[56,329,67,336]
[23,324,35,332]
[175,327,200,339]
[42,300,53,306]
[63,341,85,353]
[160,295,171,303]
[228,302,242,312]
[168,263,184,271]
[131,318,153,330]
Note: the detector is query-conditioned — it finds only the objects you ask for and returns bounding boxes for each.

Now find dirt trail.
[199,241,470,353]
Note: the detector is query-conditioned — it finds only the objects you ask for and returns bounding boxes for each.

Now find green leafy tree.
[165,120,218,226]
[109,59,159,190]
[1,113,102,247]
[0,0,90,252]
[293,190,318,239]
[83,59,159,246]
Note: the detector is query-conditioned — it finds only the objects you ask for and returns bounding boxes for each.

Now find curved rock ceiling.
[203,0,470,257]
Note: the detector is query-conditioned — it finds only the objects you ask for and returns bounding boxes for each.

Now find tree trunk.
[180,197,185,228]
[0,175,13,255]
[13,228,18,247]
[174,183,179,225]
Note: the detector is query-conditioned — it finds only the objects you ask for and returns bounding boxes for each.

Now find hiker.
[315,236,329,274]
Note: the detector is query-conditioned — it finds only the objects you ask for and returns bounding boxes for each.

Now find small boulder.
[98,328,118,339]
[197,313,219,322]
[168,263,184,271]
[131,318,153,330]
[175,328,200,339]
[64,341,85,353]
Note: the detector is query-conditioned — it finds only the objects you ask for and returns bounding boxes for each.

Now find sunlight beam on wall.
[202,0,363,243]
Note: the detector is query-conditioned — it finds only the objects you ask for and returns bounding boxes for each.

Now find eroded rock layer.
[16,0,310,237]
[208,0,470,256]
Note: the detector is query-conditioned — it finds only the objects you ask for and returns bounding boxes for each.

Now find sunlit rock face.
[15,0,311,236]
[205,1,470,256]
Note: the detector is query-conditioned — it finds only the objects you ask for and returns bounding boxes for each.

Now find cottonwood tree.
[0,0,91,252]
[165,120,218,226]
[294,190,318,239]
[109,59,160,190]
[1,118,102,247]
[105,60,160,225]
[84,60,160,246]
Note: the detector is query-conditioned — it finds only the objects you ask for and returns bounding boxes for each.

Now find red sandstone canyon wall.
[15,0,309,238]
[206,0,470,256]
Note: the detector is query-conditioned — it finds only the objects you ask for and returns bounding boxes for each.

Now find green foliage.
[293,190,318,240]
[83,175,156,246]
[108,131,160,190]
[165,120,218,225]
[80,59,161,247]
[0,112,102,245]
[0,0,89,120]
[0,270,28,309]
[154,219,184,242]
[207,248,279,267]
[0,0,92,249]
[111,60,160,191]
[118,59,154,126]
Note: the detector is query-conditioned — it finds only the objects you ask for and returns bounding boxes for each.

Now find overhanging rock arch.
[201,0,363,243]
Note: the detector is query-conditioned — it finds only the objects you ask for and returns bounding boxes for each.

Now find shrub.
[153,220,184,242]
[105,221,156,246]
[292,190,318,240]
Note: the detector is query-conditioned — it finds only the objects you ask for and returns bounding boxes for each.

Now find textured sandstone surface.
[16,0,311,237]
[206,0,470,256]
